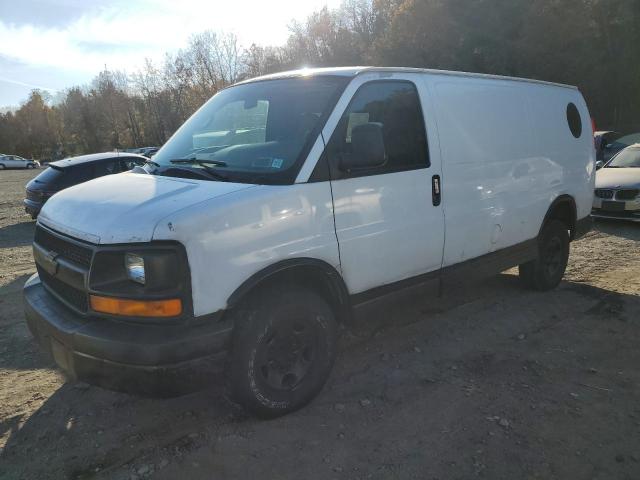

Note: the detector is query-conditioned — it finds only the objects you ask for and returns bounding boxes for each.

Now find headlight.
[125,253,146,284]
[89,244,189,319]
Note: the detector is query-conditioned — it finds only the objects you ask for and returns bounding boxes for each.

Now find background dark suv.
[24,152,147,218]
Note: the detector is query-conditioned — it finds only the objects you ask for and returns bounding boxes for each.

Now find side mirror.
[595,160,604,170]
[340,122,386,171]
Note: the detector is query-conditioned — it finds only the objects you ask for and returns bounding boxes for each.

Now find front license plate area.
[602,201,625,212]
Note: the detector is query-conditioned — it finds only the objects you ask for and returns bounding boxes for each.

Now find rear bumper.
[23,198,43,216]
[24,274,232,397]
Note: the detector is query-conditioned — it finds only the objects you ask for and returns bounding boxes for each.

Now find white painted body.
[429,76,594,265]
[38,67,595,317]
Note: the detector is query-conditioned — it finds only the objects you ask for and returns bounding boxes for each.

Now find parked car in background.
[138,146,159,158]
[592,144,640,222]
[121,147,160,157]
[594,131,622,163]
[24,152,147,218]
[599,132,640,164]
[23,67,594,417]
[0,154,39,169]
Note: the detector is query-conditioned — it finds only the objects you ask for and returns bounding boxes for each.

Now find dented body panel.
[24,68,595,397]
[38,173,254,244]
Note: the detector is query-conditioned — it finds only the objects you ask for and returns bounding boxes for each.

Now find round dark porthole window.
[566,103,582,138]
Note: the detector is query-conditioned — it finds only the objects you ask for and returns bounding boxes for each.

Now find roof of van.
[237,66,577,90]
[49,152,146,169]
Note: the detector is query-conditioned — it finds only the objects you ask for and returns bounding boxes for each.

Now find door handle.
[432,175,441,206]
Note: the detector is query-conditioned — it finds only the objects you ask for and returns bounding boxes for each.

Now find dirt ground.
[1,168,639,480]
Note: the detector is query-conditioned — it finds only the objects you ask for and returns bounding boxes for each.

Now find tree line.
[1,0,638,160]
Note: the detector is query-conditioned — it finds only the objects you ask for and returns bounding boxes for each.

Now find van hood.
[595,168,640,189]
[38,173,255,244]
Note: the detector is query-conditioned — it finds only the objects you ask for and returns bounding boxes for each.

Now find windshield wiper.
[159,165,230,182]
[170,158,228,167]
[145,159,160,167]
[166,158,230,181]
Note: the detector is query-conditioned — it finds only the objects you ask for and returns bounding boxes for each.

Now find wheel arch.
[227,258,352,325]
[540,194,578,240]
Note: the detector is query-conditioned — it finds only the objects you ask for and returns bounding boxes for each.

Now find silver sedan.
[0,154,39,170]
[592,144,640,222]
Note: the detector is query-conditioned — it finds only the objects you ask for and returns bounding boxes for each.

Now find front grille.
[34,225,93,268]
[595,189,614,199]
[615,189,639,200]
[26,189,41,202]
[37,265,88,312]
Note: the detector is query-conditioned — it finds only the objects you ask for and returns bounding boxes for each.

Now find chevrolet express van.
[24,67,594,416]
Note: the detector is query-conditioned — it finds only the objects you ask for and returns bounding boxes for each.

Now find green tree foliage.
[1,0,638,159]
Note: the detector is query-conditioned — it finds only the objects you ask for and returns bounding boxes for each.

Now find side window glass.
[121,159,136,171]
[121,158,144,170]
[93,160,118,176]
[327,81,429,179]
[66,166,91,185]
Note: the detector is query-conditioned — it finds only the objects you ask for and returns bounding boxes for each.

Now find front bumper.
[592,196,640,222]
[591,209,640,222]
[24,273,232,397]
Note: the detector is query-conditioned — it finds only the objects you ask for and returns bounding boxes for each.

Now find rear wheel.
[228,285,338,417]
[519,219,570,291]
[0,164,5,170]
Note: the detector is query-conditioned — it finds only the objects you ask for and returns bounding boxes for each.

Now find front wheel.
[228,285,338,417]
[519,219,570,291]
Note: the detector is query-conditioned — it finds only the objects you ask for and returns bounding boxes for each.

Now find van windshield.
[152,76,349,184]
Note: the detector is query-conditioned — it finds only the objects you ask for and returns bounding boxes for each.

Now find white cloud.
[0,0,342,75]
[0,75,59,92]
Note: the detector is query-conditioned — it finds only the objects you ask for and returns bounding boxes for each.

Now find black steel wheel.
[519,219,570,291]
[228,285,337,417]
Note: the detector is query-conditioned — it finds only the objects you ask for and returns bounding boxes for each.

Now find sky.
[0,0,342,108]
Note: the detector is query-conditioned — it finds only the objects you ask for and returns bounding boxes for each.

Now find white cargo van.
[24,67,594,416]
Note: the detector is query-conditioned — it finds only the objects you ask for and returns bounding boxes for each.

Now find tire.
[0,164,5,170]
[228,285,338,418]
[519,219,570,291]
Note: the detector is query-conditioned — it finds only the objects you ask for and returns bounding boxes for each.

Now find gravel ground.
[1,168,639,480]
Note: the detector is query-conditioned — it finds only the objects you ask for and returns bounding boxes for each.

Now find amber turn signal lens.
[90,295,182,317]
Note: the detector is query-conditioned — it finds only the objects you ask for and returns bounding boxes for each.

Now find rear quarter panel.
[428,74,594,267]
[526,85,595,223]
